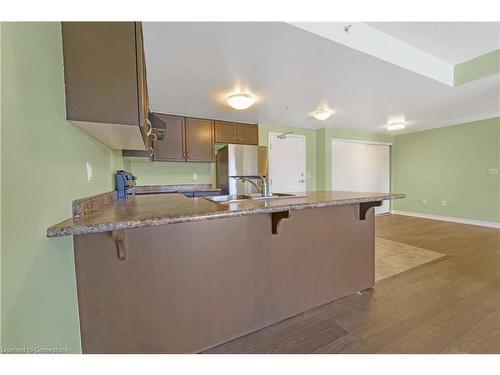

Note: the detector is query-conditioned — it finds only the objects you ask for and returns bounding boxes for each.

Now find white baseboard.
[391,210,500,229]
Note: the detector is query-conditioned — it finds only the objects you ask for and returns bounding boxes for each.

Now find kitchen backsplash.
[124,157,216,186]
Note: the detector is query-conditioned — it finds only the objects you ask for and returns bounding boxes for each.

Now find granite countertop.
[47,191,405,238]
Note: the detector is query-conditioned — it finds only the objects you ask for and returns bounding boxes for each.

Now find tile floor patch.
[375,238,447,281]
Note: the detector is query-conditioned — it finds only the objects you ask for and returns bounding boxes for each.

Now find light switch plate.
[192,173,198,181]
[86,161,93,182]
[488,168,498,176]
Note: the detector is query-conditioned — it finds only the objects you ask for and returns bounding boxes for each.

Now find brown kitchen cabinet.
[148,113,214,163]
[150,114,185,161]
[61,22,151,151]
[214,121,258,145]
[185,118,215,162]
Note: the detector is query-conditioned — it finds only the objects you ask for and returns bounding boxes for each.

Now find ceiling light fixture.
[227,93,255,110]
[386,122,406,131]
[311,108,334,121]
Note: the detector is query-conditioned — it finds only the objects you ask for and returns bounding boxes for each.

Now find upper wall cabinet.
[150,113,185,161]
[149,113,214,163]
[61,22,151,151]
[214,121,258,145]
[185,118,215,162]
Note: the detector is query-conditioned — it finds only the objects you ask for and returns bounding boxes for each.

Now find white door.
[331,141,365,191]
[331,139,391,215]
[269,133,306,193]
[363,144,390,214]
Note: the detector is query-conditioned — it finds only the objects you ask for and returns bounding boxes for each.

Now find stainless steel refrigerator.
[216,144,268,195]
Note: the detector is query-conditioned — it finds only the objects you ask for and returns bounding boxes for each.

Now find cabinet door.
[61,22,149,150]
[152,114,185,161]
[237,123,259,145]
[62,22,139,126]
[214,121,238,143]
[185,118,215,162]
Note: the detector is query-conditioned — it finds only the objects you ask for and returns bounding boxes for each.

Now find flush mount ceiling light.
[227,93,255,110]
[386,122,406,131]
[311,108,334,121]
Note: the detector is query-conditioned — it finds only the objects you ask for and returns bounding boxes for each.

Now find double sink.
[204,192,303,204]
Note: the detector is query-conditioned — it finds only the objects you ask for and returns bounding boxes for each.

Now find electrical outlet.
[192,173,198,181]
[86,161,93,182]
[421,198,427,205]
[441,200,447,207]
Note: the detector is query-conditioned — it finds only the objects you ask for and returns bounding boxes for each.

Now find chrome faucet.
[241,176,271,197]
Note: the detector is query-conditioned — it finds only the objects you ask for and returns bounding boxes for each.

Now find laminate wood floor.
[204,214,500,354]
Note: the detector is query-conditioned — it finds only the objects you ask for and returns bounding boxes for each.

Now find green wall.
[0,21,3,345]
[125,158,215,186]
[454,49,500,85]
[1,22,121,353]
[392,117,500,223]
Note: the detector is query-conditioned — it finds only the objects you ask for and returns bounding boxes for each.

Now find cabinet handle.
[145,118,153,136]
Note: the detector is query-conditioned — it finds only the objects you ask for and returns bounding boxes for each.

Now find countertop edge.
[46,193,405,238]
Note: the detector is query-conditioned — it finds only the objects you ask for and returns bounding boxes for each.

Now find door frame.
[331,138,393,147]
[330,138,392,214]
[268,132,307,192]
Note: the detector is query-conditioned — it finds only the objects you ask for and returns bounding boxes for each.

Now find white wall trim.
[392,210,500,229]
[331,137,393,146]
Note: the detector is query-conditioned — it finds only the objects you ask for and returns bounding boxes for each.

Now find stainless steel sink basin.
[249,193,298,200]
[205,194,252,204]
[204,193,304,204]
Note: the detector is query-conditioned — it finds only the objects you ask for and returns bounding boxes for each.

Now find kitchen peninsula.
[48,190,404,353]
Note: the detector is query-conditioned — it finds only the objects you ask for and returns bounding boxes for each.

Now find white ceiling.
[367,22,500,64]
[143,22,500,135]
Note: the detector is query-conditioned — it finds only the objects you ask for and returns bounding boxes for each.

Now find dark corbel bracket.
[272,211,290,234]
[359,201,382,220]
[112,230,127,260]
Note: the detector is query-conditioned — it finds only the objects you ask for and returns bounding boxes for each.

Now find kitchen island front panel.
[74,203,374,353]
